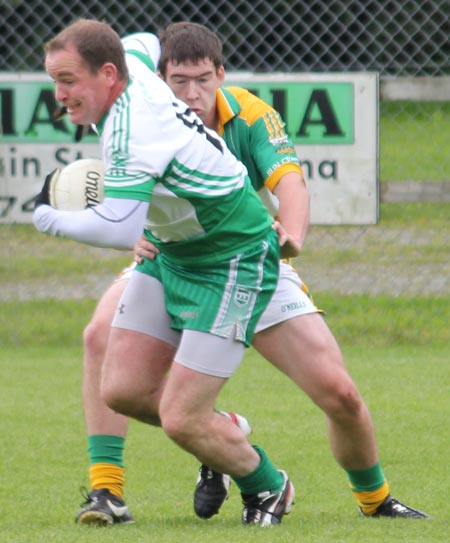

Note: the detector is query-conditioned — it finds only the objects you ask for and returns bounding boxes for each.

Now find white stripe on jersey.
[165,161,246,196]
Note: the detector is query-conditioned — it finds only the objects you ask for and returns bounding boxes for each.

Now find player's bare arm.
[273,171,310,258]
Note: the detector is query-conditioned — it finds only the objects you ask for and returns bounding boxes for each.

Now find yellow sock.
[89,463,125,499]
[352,480,390,515]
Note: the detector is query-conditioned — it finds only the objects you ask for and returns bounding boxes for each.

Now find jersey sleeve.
[33,198,149,249]
[121,32,161,72]
[224,87,303,193]
[249,104,303,193]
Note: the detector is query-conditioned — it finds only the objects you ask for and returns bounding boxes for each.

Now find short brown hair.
[45,19,128,80]
[158,22,223,77]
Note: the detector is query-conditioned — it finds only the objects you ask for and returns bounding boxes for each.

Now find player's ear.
[217,65,225,85]
[101,62,119,86]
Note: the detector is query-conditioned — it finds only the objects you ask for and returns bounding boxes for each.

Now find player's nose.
[185,80,199,100]
[54,83,67,103]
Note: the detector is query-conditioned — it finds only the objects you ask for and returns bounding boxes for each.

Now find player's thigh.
[253,312,350,399]
[112,268,180,347]
[103,327,176,399]
[160,331,241,419]
[104,269,179,397]
[83,273,132,358]
[87,274,130,330]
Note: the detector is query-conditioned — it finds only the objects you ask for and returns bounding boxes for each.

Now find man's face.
[45,45,115,126]
[163,58,225,127]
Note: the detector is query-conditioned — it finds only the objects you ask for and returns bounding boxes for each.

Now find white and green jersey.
[98,52,273,266]
[34,45,274,268]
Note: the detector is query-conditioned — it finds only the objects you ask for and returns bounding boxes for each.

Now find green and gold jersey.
[217,87,303,199]
[98,54,274,267]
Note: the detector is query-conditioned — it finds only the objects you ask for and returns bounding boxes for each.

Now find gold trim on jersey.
[216,86,274,134]
[215,88,236,135]
[265,162,303,192]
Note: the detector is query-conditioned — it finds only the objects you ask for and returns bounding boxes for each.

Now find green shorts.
[136,229,279,346]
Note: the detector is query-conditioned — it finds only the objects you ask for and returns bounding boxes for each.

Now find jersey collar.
[95,79,132,134]
[216,87,241,135]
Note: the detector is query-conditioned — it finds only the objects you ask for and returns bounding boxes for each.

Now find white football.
[49,158,105,210]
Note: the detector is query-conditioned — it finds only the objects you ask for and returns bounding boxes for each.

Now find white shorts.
[255,260,319,333]
[111,260,320,376]
[112,272,180,347]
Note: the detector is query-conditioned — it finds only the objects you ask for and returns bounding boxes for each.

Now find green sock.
[347,463,385,492]
[87,434,125,467]
[232,445,283,495]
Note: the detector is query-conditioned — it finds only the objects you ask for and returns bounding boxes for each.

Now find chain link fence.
[2,0,449,182]
[1,0,449,310]
[2,0,449,75]
[0,0,450,182]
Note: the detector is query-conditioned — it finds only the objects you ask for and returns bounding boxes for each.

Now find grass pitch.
[0,338,448,542]
[0,201,448,541]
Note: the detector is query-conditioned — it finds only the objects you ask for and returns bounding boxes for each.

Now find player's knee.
[159,406,193,445]
[101,376,160,424]
[83,316,110,360]
[324,379,364,421]
[160,412,183,441]
[101,378,131,415]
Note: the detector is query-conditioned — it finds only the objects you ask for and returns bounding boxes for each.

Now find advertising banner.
[0,72,378,224]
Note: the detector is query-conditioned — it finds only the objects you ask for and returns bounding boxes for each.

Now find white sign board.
[0,72,378,224]
[226,72,379,224]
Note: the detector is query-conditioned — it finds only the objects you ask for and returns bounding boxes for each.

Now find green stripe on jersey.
[145,181,275,266]
[164,159,246,196]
